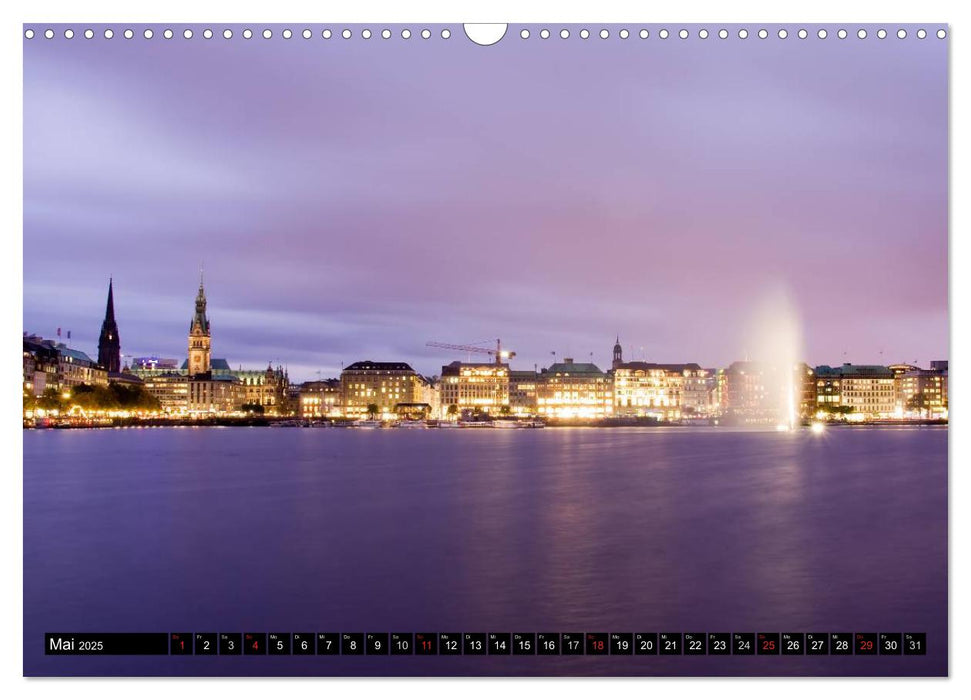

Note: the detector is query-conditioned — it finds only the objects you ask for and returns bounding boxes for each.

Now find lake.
[23,425,948,676]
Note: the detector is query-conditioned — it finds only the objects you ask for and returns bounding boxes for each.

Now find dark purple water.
[23,425,947,676]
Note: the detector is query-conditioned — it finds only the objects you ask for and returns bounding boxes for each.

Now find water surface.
[23,426,947,676]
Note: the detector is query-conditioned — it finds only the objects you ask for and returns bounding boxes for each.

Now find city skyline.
[23,272,947,383]
[24,27,947,381]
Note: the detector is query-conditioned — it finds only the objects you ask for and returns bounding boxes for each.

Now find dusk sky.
[24,25,948,381]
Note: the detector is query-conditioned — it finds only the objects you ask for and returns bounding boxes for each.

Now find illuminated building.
[537,358,612,419]
[96,278,121,374]
[340,361,423,419]
[418,376,440,418]
[439,361,510,417]
[131,357,180,372]
[682,365,714,418]
[238,364,289,414]
[897,361,948,419]
[509,369,540,416]
[130,278,288,415]
[722,360,800,424]
[796,363,817,419]
[814,364,896,419]
[187,274,211,377]
[142,373,190,413]
[57,346,109,389]
[299,379,341,419]
[188,375,243,414]
[613,362,699,421]
[23,334,60,396]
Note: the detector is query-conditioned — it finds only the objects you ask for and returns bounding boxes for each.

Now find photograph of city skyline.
[23,23,947,678]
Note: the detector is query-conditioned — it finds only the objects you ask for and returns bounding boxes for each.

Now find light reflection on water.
[23,426,946,676]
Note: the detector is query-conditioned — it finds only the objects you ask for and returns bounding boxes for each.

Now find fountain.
[741,286,803,430]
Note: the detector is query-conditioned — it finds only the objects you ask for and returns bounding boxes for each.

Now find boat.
[492,419,521,429]
[396,420,427,429]
[458,420,494,428]
[351,419,383,429]
[436,421,461,429]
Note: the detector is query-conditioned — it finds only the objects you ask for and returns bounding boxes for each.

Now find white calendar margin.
[1,0,964,698]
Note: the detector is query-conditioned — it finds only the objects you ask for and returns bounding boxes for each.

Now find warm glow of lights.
[810,422,825,434]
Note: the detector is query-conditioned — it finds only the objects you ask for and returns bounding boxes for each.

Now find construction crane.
[426,338,516,366]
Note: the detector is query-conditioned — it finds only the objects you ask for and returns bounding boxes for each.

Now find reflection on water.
[23,426,947,676]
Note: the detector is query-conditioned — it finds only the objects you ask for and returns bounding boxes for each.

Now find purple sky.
[24,24,948,381]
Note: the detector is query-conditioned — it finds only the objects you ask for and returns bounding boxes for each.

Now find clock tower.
[188,272,211,377]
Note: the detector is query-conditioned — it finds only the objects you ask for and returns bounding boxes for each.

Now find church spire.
[105,277,116,322]
[97,278,121,373]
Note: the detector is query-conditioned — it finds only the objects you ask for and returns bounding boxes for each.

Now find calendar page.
[22,21,948,678]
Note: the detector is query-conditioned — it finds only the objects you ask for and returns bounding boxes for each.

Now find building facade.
[814,364,896,419]
[188,375,243,414]
[299,379,342,419]
[897,362,948,419]
[722,361,804,424]
[187,276,212,377]
[439,361,510,417]
[58,346,109,389]
[537,359,613,419]
[509,369,540,416]
[340,361,423,419]
[613,362,700,421]
[142,373,190,413]
[237,364,289,414]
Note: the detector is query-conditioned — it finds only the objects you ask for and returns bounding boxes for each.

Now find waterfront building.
[897,362,948,419]
[188,374,243,415]
[815,365,841,408]
[713,368,728,415]
[419,376,441,418]
[97,278,122,374]
[537,358,613,419]
[341,361,423,419]
[932,360,949,411]
[299,379,341,419]
[722,360,800,424]
[58,346,109,389]
[613,362,699,421]
[129,279,289,415]
[237,363,289,414]
[23,334,60,396]
[889,363,920,413]
[509,369,540,416]
[142,373,190,413]
[682,365,714,418]
[814,364,896,419]
[796,363,818,420]
[25,333,120,395]
[439,361,510,418]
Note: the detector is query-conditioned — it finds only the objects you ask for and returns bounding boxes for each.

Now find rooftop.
[615,361,702,373]
[344,361,416,373]
[544,361,605,375]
